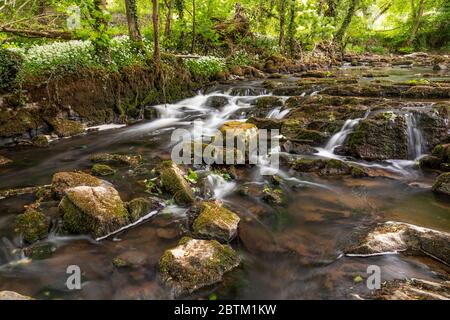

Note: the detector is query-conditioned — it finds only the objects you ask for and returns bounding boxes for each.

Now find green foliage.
[227,49,252,67]
[0,48,23,92]
[185,56,226,80]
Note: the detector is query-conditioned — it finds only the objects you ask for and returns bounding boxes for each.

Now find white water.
[267,107,290,119]
[405,112,426,160]
[325,109,370,152]
[207,174,236,200]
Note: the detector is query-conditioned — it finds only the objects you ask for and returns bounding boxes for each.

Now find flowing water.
[0,66,449,299]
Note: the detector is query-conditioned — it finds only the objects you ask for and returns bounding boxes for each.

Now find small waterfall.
[207,174,236,200]
[325,109,370,152]
[267,107,290,119]
[405,113,426,160]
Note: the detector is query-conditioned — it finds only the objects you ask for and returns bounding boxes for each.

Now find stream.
[0,65,449,299]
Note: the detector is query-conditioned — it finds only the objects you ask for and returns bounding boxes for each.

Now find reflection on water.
[0,65,449,299]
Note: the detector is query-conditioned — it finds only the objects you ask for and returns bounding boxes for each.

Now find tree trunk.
[164,0,174,37]
[191,0,196,53]
[407,0,426,46]
[152,0,161,65]
[325,0,338,17]
[334,0,358,44]
[0,27,73,40]
[124,0,143,48]
[93,0,110,62]
[287,0,296,55]
[279,0,287,48]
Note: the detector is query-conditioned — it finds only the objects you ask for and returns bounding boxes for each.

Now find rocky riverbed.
[0,55,449,300]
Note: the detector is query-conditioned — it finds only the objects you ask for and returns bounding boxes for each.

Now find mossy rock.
[91,164,116,176]
[419,155,442,170]
[281,122,328,146]
[14,207,50,244]
[31,135,49,148]
[127,197,161,222]
[432,173,450,197]
[291,158,367,177]
[159,237,240,296]
[192,201,240,242]
[51,171,102,198]
[90,153,141,167]
[50,119,84,138]
[59,185,130,238]
[159,161,194,204]
[205,96,229,109]
[262,187,287,206]
[23,242,56,260]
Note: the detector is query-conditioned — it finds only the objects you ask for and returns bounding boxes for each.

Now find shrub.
[184,56,226,80]
[0,47,24,92]
[227,49,252,67]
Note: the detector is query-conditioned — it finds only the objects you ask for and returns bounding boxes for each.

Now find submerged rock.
[0,291,34,300]
[14,207,50,244]
[372,278,450,300]
[159,161,194,204]
[51,171,102,198]
[205,96,229,109]
[59,185,130,238]
[90,153,141,167]
[127,197,161,222]
[432,173,450,197]
[262,186,287,206]
[347,221,450,265]
[192,201,240,242]
[91,164,116,176]
[291,158,367,177]
[159,237,240,296]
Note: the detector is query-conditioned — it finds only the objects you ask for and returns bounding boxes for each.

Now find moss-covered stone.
[192,201,240,242]
[291,158,367,177]
[432,173,450,197]
[159,161,194,204]
[127,197,161,222]
[159,237,240,296]
[281,122,329,146]
[262,186,287,206]
[219,121,258,145]
[90,153,141,167]
[51,171,102,198]
[14,207,49,244]
[23,242,56,260]
[50,119,84,137]
[59,185,130,238]
[91,164,116,176]
[31,134,49,148]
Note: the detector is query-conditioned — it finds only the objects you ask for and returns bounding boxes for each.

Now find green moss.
[127,197,158,222]
[31,135,49,148]
[159,161,194,204]
[51,171,102,197]
[50,119,84,137]
[91,164,115,176]
[14,208,49,244]
[112,257,129,268]
[90,153,141,167]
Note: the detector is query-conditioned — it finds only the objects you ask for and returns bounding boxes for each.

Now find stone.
[432,173,450,197]
[347,221,450,265]
[127,197,161,222]
[372,278,450,300]
[159,161,194,204]
[0,291,33,300]
[205,96,229,109]
[51,171,102,198]
[90,153,141,167]
[14,207,49,244]
[31,134,49,148]
[291,158,367,177]
[91,164,116,176]
[59,185,130,238]
[159,237,240,296]
[0,155,12,166]
[192,201,240,242]
[262,186,286,206]
[50,119,84,137]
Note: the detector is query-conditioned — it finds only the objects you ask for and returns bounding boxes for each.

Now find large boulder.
[51,171,102,198]
[159,237,240,296]
[59,185,130,238]
[346,221,450,265]
[192,201,240,242]
[281,121,329,146]
[432,173,450,197]
[14,207,50,244]
[159,161,194,204]
[344,115,408,160]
